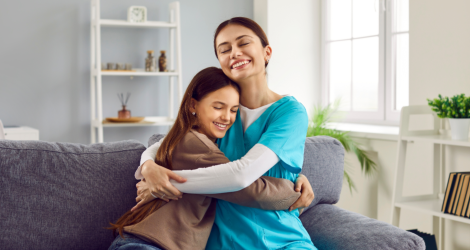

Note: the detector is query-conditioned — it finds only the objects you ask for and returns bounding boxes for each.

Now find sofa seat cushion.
[300,204,425,250]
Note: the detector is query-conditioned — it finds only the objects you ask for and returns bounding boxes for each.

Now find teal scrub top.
[207,96,316,250]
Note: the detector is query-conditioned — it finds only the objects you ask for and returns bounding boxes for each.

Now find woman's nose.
[230,46,243,59]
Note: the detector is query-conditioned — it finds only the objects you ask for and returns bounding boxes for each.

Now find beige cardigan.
[125,130,300,250]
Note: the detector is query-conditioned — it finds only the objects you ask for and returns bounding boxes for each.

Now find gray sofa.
[0,135,425,250]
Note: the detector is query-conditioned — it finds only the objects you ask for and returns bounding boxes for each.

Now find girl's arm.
[170,144,279,194]
[137,139,314,211]
[136,138,279,194]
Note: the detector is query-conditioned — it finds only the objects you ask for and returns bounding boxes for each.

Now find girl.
[136,17,317,249]
[108,67,305,250]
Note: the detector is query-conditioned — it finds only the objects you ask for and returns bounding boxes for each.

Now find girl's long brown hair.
[108,67,240,238]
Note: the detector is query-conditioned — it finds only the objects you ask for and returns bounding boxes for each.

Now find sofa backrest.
[147,134,345,213]
[0,139,146,250]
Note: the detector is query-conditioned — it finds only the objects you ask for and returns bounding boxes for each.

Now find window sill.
[326,122,399,141]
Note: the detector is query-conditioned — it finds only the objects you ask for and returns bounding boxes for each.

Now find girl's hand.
[140,160,186,201]
[131,179,157,211]
[289,174,314,212]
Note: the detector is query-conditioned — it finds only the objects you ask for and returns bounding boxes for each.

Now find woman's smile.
[231,59,251,70]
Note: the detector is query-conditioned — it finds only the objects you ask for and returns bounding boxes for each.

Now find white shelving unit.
[90,0,183,143]
[390,105,470,250]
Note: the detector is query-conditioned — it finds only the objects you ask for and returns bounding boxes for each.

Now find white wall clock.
[127,6,147,23]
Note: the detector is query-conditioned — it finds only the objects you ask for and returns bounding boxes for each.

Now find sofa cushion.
[300,204,425,250]
[148,134,345,213]
[0,139,146,250]
[300,136,344,211]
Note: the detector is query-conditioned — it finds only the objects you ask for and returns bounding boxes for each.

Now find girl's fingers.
[289,198,305,211]
[131,200,143,212]
[295,181,302,192]
[167,170,187,183]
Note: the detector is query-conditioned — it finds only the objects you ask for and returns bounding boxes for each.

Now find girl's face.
[215,24,272,83]
[191,85,240,142]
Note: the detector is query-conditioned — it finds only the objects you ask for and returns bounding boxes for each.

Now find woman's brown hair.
[108,67,240,238]
[213,17,270,67]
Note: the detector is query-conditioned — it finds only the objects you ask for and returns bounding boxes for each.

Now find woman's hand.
[131,179,157,212]
[140,160,186,201]
[289,174,314,212]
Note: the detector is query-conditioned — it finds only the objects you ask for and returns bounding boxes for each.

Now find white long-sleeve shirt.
[135,102,282,194]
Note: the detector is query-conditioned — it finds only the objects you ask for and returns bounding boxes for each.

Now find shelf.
[98,19,176,28]
[395,199,470,224]
[92,116,175,128]
[96,69,179,76]
[401,134,470,147]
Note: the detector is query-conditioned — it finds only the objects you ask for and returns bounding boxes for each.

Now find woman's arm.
[138,139,313,208]
[138,139,279,194]
[170,143,279,194]
[135,137,164,180]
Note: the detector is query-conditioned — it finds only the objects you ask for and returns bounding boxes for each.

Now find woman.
[108,67,306,250]
[136,17,316,249]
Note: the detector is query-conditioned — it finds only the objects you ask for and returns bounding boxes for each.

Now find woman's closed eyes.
[220,42,250,54]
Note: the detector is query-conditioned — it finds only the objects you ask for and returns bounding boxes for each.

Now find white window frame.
[321,0,406,126]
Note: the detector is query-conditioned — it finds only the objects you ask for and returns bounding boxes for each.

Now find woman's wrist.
[141,160,155,177]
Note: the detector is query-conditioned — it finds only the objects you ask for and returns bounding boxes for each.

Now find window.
[322,0,409,124]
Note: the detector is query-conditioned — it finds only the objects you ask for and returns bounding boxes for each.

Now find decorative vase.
[159,50,167,72]
[448,118,470,140]
[118,106,131,119]
[145,50,156,72]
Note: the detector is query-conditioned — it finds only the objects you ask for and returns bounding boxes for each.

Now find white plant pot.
[448,118,470,140]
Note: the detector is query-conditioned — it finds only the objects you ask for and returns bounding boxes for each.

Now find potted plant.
[427,94,470,140]
[307,101,377,193]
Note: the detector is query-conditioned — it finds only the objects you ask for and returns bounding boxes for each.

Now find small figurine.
[145,50,156,72]
[117,92,131,119]
[159,50,168,72]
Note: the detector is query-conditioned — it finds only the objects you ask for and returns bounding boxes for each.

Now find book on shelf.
[442,173,457,212]
[456,175,470,216]
[442,172,470,217]
[447,173,462,214]
[462,179,470,217]
[452,174,465,214]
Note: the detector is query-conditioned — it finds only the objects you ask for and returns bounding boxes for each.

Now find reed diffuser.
[117,92,131,119]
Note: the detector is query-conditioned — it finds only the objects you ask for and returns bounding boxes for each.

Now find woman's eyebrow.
[217,35,253,48]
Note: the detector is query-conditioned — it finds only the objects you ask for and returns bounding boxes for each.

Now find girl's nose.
[221,110,231,121]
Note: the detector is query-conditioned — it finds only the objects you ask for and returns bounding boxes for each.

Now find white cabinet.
[391,105,470,250]
[4,127,39,140]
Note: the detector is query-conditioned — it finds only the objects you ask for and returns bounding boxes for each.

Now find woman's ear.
[264,45,272,62]
[189,98,198,114]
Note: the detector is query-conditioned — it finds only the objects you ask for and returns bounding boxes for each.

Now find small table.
[4,126,39,140]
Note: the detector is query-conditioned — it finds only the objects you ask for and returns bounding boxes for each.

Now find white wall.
[254,0,322,115]
[409,0,470,105]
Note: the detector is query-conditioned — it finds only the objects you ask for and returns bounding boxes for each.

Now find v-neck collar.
[243,96,292,136]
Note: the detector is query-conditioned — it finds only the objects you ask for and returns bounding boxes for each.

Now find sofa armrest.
[300,204,425,250]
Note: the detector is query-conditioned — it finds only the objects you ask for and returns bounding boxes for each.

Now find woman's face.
[191,85,239,142]
[215,24,271,83]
